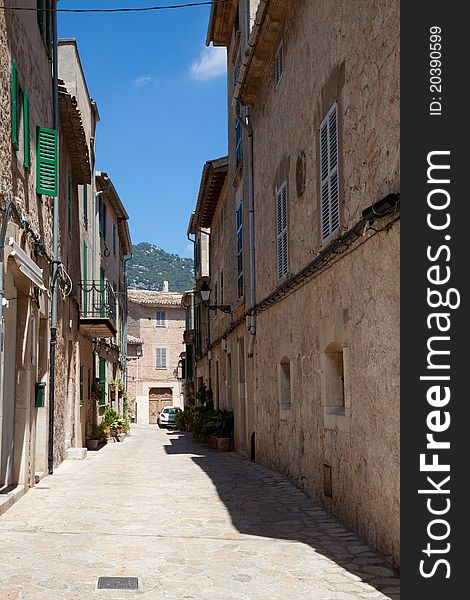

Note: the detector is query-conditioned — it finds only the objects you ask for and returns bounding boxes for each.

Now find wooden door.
[148,388,173,423]
[149,400,160,424]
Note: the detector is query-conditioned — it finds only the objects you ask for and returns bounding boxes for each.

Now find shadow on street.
[162,429,400,599]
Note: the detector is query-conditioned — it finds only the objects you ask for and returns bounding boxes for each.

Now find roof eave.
[206,0,235,47]
[235,0,292,105]
[193,156,228,229]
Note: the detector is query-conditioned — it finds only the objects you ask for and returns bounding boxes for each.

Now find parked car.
[157,406,182,429]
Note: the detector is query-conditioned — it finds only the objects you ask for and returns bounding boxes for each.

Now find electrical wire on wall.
[205,196,400,354]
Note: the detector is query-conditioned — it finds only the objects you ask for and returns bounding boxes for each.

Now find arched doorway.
[148,388,173,424]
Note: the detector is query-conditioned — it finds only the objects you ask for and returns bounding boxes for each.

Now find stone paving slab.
[0,425,400,599]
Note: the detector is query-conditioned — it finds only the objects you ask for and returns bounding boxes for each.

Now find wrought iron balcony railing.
[78,280,116,338]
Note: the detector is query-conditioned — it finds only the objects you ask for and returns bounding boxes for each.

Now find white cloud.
[132,76,153,87]
[190,44,226,81]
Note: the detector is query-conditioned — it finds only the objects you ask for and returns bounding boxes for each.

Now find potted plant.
[110,417,129,441]
[216,410,234,452]
[109,379,124,396]
[102,406,119,440]
[86,422,106,450]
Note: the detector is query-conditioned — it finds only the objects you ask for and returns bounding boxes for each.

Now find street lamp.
[199,281,232,314]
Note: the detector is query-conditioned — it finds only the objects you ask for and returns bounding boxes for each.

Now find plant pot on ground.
[217,437,232,452]
[86,423,106,450]
[215,410,234,452]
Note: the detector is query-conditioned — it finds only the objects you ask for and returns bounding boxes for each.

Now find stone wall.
[0,7,56,487]
[247,0,400,565]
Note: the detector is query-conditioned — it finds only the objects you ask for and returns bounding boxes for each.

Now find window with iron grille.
[276,182,288,279]
[156,347,167,369]
[274,39,284,88]
[156,311,166,327]
[320,103,340,244]
[236,202,243,298]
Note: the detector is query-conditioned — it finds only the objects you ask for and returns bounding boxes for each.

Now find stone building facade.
[1,13,131,511]
[1,4,56,498]
[187,0,400,565]
[127,288,185,424]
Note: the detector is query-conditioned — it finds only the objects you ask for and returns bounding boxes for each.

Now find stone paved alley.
[0,426,400,600]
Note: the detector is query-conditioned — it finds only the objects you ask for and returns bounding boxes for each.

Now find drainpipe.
[234,103,256,345]
[48,0,60,475]
[246,107,256,339]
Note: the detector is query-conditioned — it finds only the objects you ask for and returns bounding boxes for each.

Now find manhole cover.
[97,577,138,590]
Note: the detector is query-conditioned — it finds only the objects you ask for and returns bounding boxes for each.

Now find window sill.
[323,407,350,432]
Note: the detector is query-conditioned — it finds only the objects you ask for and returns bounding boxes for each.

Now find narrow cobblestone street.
[0,426,400,600]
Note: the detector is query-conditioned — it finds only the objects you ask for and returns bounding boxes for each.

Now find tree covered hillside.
[128,243,194,292]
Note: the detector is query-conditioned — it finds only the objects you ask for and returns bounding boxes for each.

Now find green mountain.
[128,243,194,292]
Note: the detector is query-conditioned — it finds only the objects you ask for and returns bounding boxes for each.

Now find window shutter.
[156,347,167,368]
[276,182,288,278]
[79,365,84,405]
[45,0,52,56]
[275,40,284,88]
[23,90,30,168]
[103,203,107,240]
[98,358,106,405]
[83,241,88,314]
[83,184,88,221]
[320,103,340,243]
[37,0,44,32]
[36,127,58,196]
[11,60,19,149]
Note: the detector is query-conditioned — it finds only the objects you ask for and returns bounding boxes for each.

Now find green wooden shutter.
[186,345,193,380]
[99,358,106,405]
[23,91,30,168]
[37,0,44,32]
[11,60,19,150]
[82,241,88,314]
[79,365,84,405]
[45,0,52,57]
[36,127,58,196]
[83,185,88,221]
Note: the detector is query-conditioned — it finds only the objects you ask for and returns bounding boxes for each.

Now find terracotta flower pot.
[87,439,99,450]
[217,437,231,452]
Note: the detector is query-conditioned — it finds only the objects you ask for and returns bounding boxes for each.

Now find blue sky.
[59,1,228,258]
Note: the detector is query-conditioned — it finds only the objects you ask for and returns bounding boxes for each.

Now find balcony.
[79,280,116,338]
